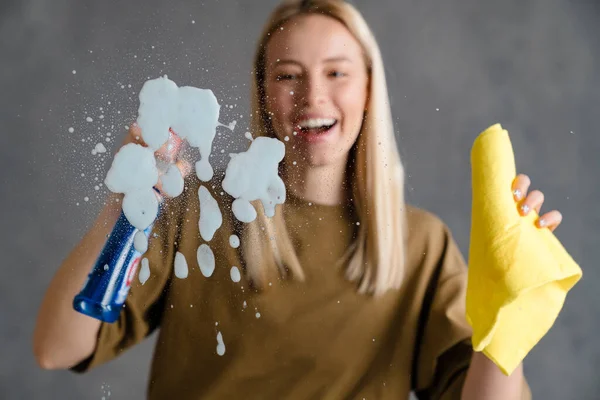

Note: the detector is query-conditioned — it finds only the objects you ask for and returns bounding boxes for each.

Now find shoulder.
[404,204,453,246]
[403,204,466,278]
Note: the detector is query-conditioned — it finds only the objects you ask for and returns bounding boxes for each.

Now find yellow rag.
[466,123,582,375]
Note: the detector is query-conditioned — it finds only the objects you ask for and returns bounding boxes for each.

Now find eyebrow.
[273,56,353,66]
[323,56,352,63]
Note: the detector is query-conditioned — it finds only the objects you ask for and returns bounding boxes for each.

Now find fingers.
[520,190,544,215]
[123,124,184,164]
[513,174,543,215]
[537,210,562,232]
[512,173,563,231]
[512,174,531,202]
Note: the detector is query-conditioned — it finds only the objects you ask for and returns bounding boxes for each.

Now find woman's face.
[264,14,369,168]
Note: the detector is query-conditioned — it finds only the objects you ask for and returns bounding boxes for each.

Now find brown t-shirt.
[72,176,531,399]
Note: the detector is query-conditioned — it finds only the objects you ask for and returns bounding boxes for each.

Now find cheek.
[339,85,367,129]
[265,84,295,122]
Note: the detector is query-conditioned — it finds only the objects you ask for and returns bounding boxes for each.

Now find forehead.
[265,14,363,65]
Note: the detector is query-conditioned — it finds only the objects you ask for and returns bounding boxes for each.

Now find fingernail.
[513,189,522,200]
[520,204,530,214]
[538,218,547,227]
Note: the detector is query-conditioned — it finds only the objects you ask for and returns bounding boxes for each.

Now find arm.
[461,353,525,400]
[33,193,123,370]
[408,210,531,400]
[33,124,186,371]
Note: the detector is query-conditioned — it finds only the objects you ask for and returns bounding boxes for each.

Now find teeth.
[297,118,336,129]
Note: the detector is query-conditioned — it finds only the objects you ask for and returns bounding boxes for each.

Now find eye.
[276,74,296,81]
[329,70,347,78]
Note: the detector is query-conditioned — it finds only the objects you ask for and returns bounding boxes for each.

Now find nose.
[298,75,327,107]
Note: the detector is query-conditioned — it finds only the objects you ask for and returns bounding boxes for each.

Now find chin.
[304,150,345,168]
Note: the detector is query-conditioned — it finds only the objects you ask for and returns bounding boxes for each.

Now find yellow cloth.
[466,123,582,376]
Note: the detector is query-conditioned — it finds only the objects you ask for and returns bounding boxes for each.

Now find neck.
[283,157,349,206]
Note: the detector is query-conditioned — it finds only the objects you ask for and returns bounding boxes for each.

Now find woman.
[34,0,563,398]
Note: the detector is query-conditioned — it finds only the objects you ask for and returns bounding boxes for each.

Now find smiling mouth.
[295,118,338,135]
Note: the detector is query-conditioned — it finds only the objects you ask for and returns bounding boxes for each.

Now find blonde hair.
[241,0,407,295]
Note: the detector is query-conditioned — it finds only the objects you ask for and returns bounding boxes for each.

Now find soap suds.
[121,188,159,232]
[222,137,286,223]
[230,266,241,283]
[229,235,240,248]
[197,244,215,277]
[174,252,189,279]
[96,76,290,308]
[133,231,148,253]
[216,331,226,356]
[104,143,158,230]
[139,258,150,284]
[160,164,184,197]
[198,186,222,242]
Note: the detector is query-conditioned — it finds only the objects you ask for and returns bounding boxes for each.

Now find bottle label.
[115,254,142,305]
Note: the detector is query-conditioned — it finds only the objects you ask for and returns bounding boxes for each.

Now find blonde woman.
[34,0,563,398]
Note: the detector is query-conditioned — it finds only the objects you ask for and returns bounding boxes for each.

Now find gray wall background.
[1,0,598,398]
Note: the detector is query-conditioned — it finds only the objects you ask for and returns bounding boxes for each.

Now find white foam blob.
[136,76,220,183]
[231,199,257,223]
[198,186,222,241]
[68,127,74,133]
[230,266,241,283]
[216,331,226,356]
[122,189,159,231]
[86,117,93,122]
[197,244,215,277]
[176,85,220,181]
[222,137,286,223]
[134,231,148,253]
[136,77,179,149]
[95,143,107,154]
[195,159,214,182]
[229,234,240,248]
[139,258,150,284]
[244,131,253,141]
[174,252,189,279]
[173,85,221,147]
[105,143,158,193]
[160,164,184,197]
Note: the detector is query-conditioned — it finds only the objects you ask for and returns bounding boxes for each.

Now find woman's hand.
[124,123,184,164]
[124,123,193,194]
[512,173,563,231]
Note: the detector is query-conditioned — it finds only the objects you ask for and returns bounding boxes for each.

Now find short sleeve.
[411,223,473,399]
[70,196,181,373]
